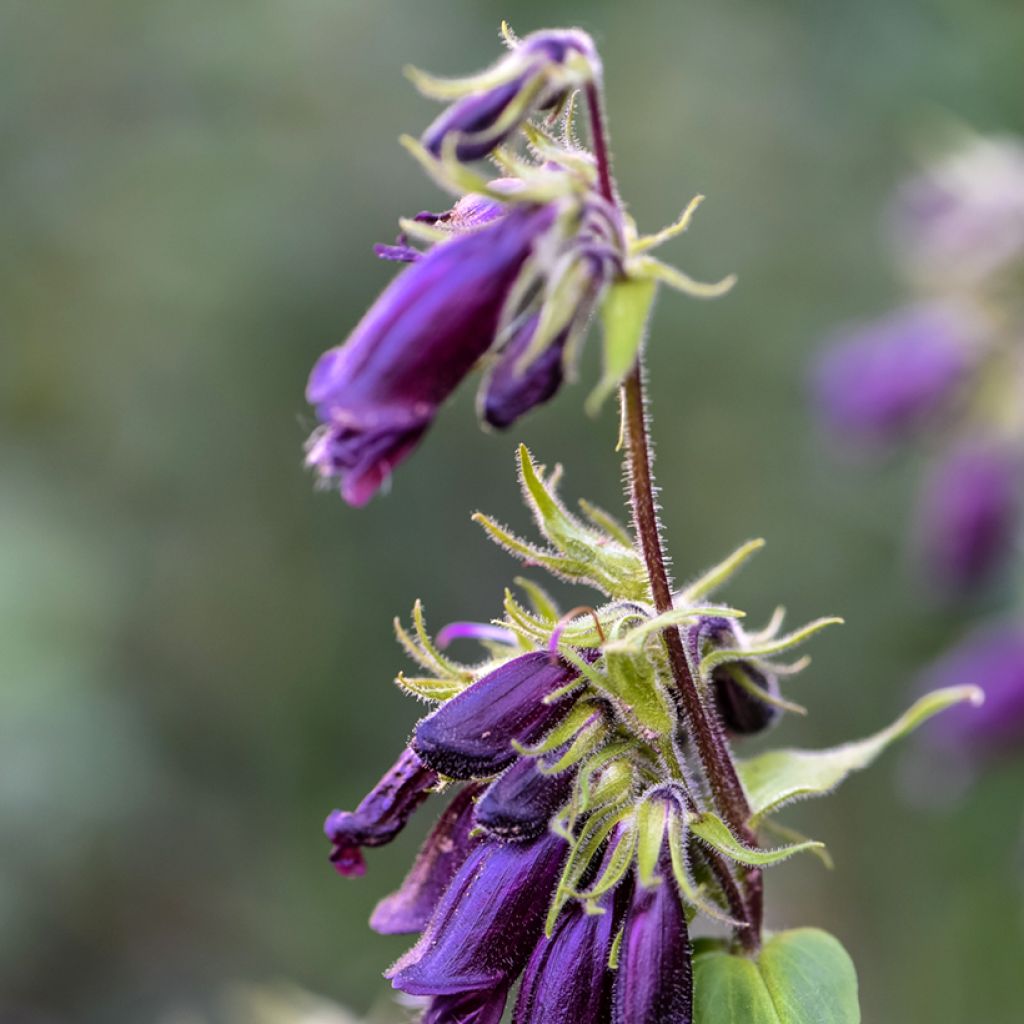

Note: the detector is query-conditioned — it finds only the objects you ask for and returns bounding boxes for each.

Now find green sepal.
[393,600,473,683]
[608,924,624,970]
[605,604,747,655]
[635,797,670,888]
[586,276,657,416]
[692,928,860,1023]
[737,685,985,826]
[513,576,561,621]
[602,647,676,737]
[699,617,843,677]
[667,807,744,926]
[678,539,766,603]
[513,700,597,758]
[577,499,633,547]
[688,812,825,867]
[394,672,466,703]
[578,823,637,903]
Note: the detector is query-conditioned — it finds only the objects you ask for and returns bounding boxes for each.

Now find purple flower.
[513,830,628,1024]
[388,831,568,996]
[305,203,557,505]
[919,621,1024,760]
[891,135,1024,286]
[474,754,575,841]
[422,987,510,1024]
[613,849,693,1024]
[421,30,600,161]
[480,315,569,429]
[812,303,974,444]
[370,784,483,935]
[916,438,1020,592]
[323,748,437,877]
[413,651,585,779]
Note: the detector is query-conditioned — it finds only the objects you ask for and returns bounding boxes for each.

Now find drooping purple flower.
[421,986,510,1024]
[323,748,438,877]
[388,831,568,996]
[370,784,483,935]
[891,134,1024,287]
[480,314,570,429]
[812,303,975,444]
[413,651,585,779]
[474,754,575,841]
[919,621,1024,760]
[421,30,600,161]
[513,828,629,1024]
[305,203,557,505]
[916,437,1020,592]
[612,795,693,1024]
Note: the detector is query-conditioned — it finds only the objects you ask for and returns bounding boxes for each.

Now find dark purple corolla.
[422,29,600,161]
[421,987,510,1024]
[323,748,437,877]
[916,437,1020,592]
[919,621,1024,759]
[305,203,557,505]
[388,831,568,996]
[370,784,482,935]
[812,303,975,444]
[413,651,586,779]
[613,809,693,1023]
[474,752,575,841]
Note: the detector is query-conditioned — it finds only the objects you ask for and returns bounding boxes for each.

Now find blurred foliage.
[2,1,1023,1021]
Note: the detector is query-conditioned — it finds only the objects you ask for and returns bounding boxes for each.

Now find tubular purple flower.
[388,831,568,996]
[413,651,587,779]
[474,753,575,841]
[305,203,558,505]
[323,748,438,877]
[812,303,975,444]
[370,784,483,935]
[612,796,693,1024]
[421,987,510,1024]
[918,621,1024,759]
[481,315,569,429]
[916,437,1020,592]
[513,829,628,1024]
[421,30,600,161]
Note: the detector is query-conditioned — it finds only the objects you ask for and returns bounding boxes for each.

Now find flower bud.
[474,753,575,841]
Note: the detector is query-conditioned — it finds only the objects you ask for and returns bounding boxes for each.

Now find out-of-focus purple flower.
[481,314,569,429]
[370,784,483,935]
[413,651,585,779]
[323,749,437,877]
[421,30,600,161]
[891,135,1024,287]
[919,621,1024,759]
[421,986,510,1024]
[613,792,693,1024]
[305,203,557,505]
[388,831,567,996]
[812,303,975,444]
[475,754,575,841]
[916,437,1020,592]
[513,828,628,1024]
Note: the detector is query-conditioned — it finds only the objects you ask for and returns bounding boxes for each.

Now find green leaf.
[586,276,657,416]
[693,928,860,1023]
[738,685,984,825]
[688,812,825,867]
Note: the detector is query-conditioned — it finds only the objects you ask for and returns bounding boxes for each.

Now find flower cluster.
[303,25,731,506]
[326,449,840,1022]
[812,132,1024,594]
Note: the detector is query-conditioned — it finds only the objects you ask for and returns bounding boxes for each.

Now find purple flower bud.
[513,830,628,1024]
[812,304,974,443]
[388,831,568,996]
[613,840,693,1024]
[422,30,599,161]
[413,651,585,780]
[713,662,781,736]
[370,784,483,935]
[305,204,557,505]
[475,755,575,841]
[422,987,510,1024]
[916,438,1020,592]
[481,315,569,430]
[323,748,437,877]
[919,621,1024,759]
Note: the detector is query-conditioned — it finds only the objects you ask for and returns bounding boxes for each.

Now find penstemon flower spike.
[307,24,985,1024]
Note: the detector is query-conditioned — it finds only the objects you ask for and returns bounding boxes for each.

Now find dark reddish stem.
[585,82,763,950]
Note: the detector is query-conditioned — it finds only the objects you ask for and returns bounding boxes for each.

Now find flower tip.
[329,844,367,877]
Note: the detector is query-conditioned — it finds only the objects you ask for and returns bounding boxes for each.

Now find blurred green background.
[3,1,1024,1020]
